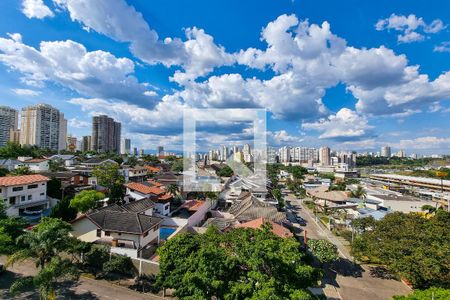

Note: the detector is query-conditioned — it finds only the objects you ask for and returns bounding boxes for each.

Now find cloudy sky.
[1,0,450,154]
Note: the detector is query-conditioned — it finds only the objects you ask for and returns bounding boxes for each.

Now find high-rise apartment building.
[121,138,131,155]
[279,146,291,163]
[292,147,319,162]
[20,104,67,151]
[81,136,91,152]
[0,106,18,147]
[242,143,252,163]
[381,146,391,158]
[221,145,229,161]
[91,115,121,153]
[267,147,277,164]
[319,147,331,166]
[66,135,77,152]
[157,146,164,157]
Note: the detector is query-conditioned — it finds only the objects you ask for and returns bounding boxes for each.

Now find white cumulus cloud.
[22,0,54,19]
[12,88,41,96]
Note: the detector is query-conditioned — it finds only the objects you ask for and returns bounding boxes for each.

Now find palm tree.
[7,218,80,299]
[350,185,366,199]
[166,184,179,196]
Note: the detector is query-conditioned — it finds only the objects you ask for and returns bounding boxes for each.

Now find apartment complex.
[91,115,121,153]
[81,136,91,152]
[319,147,331,166]
[381,146,391,158]
[0,106,18,147]
[20,104,67,151]
[121,138,131,155]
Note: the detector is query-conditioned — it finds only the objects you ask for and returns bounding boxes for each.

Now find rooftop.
[125,182,165,195]
[0,174,50,187]
[235,217,293,238]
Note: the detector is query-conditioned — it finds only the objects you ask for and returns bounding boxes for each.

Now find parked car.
[296,216,307,226]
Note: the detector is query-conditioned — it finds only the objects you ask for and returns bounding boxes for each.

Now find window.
[118,233,121,236]
[9,197,15,205]
[28,184,38,189]
[40,193,44,196]
[21,196,26,202]
[143,231,148,237]
[96,229,101,237]
[28,195,32,201]
[105,231,110,236]
[12,186,23,192]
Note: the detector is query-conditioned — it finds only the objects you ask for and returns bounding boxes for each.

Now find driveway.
[287,195,411,300]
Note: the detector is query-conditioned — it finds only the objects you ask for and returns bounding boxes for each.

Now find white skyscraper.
[20,104,67,151]
[121,138,131,155]
[279,146,291,163]
[0,106,18,147]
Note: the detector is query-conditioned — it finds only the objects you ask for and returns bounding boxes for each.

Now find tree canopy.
[217,165,234,177]
[393,287,450,300]
[92,162,124,203]
[308,239,339,265]
[156,225,320,299]
[70,190,105,213]
[352,211,450,288]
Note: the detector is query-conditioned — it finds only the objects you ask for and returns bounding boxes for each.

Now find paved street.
[0,256,165,300]
[287,195,411,300]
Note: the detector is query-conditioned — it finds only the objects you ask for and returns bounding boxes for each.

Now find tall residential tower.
[0,106,18,147]
[91,115,121,153]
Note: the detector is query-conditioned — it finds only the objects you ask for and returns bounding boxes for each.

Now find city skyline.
[0,1,450,154]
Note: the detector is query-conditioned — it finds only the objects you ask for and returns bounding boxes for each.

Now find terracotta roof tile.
[235,217,293,238]
[125,182,165,195]
[0,174,50,187]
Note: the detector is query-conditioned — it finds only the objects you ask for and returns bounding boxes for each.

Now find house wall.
[154,202,170,216]
[139,226,160,247]
[161,217,188,227]
[187,199,217,227]
[70,217,99,242]
[25,161,49,172]
[1,181,48,217]
[126,189,148,200]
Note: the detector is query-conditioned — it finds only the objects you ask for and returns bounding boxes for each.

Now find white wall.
[1,181,48,217]
[155,202,170,216]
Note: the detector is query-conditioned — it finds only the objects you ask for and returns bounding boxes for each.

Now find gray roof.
[122,198,155,213]
[87,209,162,234]
[228,191,285,223]
[83,157,117,164]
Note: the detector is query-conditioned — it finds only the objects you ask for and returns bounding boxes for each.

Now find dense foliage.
[103,255,136,277]
[393,287,450,300]
[352,211,450,288]
[216,165,234,177]
[0,142,56,159]
[156,225,320,299]
[50,196,78,221]
[0,201,28,254]
[70,190,105,213]
[356,156,436,168]
[308,239,339,265]
[92,162,125,203]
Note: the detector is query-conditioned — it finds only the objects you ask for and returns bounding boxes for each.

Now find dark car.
[0,264,4,274]
[296,216,307,226]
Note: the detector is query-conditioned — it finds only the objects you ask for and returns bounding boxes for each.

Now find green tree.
[92,162,124,203]
[50,196,78,221]
[352,211,450,288]
[156,226,319,299]
[7,217,80,299]
[11,166,32,175]
[217,165,233,177]
[308,239,338,265]
[166,184,179,196]
[171,159,183,172]
[421,204,437,214]
[350,185,366,199]
[70,190,105,213]
[351,216,375,234]
[393,287,450,300]
[0,167,9,177]
[46,177,62,199]
[103,255,136,277]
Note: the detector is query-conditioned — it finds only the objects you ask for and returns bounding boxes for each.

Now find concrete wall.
[187,199,217,227]
[2,181,48,217]
[161,217,188,227]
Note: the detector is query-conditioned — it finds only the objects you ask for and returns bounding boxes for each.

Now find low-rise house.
[80,158,118,168]
[47,154,77,167]
[235,217,293,238]
[154,172,183,186]
[0,159,24,171]
[125,182,172,216]
[71,199,163,259]
[40,171,89,186]
[306,186,350,208]
[123,166,148,182]
[22,158,49,172]
[0,174,51,218]
[144,166,161,174]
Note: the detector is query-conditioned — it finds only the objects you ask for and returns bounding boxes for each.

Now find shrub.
[85,246,109,270]
[103,255,136,277]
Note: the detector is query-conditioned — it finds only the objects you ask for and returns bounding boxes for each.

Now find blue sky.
[1,0,450,154]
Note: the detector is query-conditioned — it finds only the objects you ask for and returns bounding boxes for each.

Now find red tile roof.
[0,174,50,187]
[235,217,293,238]
[180,200,204,212]
[144,166,161,173]
[147,179,163,187]
[125,182,165,195]
[157,194,173,201]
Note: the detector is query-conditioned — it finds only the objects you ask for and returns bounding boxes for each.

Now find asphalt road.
[287,195,411,300]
